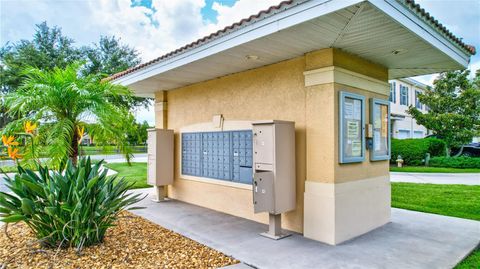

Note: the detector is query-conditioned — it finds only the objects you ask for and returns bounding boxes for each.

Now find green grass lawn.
[390,166,480,173]
[104,162,150,189]
[391,182,480,221]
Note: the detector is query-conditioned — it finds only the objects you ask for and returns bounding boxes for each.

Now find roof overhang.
[112,0,473,97]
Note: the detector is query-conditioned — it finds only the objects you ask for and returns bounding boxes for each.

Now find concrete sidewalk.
[131,189,480,269]
[390,172,479,185]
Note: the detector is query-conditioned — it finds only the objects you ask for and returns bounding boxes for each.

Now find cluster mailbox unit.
[147,128,174,201]
[252,120,296,239]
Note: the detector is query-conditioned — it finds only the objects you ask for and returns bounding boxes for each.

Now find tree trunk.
[453,145,464,157]
[70,127,79,166]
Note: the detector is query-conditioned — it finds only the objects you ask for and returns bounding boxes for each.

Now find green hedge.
[429,156,480,169]
[391,138,446,165]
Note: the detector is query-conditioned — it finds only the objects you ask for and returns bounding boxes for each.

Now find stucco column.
[303,48,391,245]
[153,90,168,200]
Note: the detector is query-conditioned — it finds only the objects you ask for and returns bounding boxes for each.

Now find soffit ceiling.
[118,2,469,97]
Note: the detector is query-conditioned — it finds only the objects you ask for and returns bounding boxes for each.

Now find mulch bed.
[0,211,239,268]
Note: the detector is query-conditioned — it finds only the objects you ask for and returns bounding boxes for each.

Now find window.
[400,85,409,105]
[181,130,253,184]
[397,130,411,139]
[413,131,424,138]
[389,82,396,103]
[370,98,390,161]
[415,90,423,109]
[339,91,365,163]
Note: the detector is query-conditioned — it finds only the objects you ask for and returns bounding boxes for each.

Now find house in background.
[109,0,475,245]
[389,78,429,139]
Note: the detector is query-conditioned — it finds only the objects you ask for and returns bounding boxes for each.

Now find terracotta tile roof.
[404,0,476,55]
[107,0,475,82]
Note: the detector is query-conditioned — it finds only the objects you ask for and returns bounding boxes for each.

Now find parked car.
[461,143,480,157]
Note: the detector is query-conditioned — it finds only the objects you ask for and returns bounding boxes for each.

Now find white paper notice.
[347,120,359,140]
[353,99,361,120]
[344,102,354,119]
[352,141,362,157]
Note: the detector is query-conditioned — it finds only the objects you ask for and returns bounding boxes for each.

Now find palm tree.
[3,62,133,166]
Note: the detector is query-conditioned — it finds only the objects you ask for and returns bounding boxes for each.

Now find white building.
[389,78,429,139]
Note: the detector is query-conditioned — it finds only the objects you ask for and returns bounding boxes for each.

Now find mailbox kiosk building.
[109,0,475,245]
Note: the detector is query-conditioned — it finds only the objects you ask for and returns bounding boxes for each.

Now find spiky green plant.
[0,157,144,251]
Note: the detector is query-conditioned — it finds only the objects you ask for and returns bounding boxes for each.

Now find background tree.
[1,22,149,128]
[0,22,82,93]
[3,63,134,167]
[407,70,480,156]
[126,120,150,145]
[82,36,150,109]
[0,22,83,128]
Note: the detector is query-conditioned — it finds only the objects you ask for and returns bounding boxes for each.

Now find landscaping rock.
[0,211,239,268]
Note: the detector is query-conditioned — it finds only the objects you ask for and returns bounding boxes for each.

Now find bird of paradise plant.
[7,147,22,161]
[1,135,22,165]
[1,121,38,165]
[24,121,37,134]
[2,135,19,147]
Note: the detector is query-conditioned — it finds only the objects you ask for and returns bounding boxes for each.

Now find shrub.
[0,157,144,251]
[391,138,446,165]
[429,156,480,169]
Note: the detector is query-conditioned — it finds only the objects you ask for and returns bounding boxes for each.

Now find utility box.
[147,128,174,186]
[252,120,295,239]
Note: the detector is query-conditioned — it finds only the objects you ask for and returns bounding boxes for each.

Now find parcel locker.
[252,120,296,239]
[147,129,174,186]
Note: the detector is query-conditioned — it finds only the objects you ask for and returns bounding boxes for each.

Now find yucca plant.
[0,157,144,251]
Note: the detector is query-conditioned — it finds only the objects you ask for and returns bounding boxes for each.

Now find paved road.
[390,172,479,185]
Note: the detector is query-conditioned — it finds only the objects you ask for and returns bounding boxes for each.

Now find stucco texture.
[163,57,307,233]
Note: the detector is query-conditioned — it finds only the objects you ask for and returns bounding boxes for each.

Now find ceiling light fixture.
[245,55,259,61]
[391,49,408,55]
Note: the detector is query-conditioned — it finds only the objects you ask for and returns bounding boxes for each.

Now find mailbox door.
[253,125,274,165]
[253,172,274,214]
[147,131,156,185]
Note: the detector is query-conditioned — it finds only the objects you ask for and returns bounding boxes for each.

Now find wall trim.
[303,66,389,95]
[304,176,391,245]
[154,101,167,112]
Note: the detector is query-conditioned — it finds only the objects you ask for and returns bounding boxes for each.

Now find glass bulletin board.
[370,98,390,161]
[339,91,365,163]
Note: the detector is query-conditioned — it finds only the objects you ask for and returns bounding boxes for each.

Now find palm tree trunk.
[70,127,79,165]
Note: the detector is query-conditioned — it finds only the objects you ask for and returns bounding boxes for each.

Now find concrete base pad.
[260,232,292,240]
[130,189,480,269]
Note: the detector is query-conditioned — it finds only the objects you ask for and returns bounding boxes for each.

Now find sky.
[1,0,479,126]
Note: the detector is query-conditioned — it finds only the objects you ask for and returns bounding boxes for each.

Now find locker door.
[253,125,274,165]
[253,172,274,213]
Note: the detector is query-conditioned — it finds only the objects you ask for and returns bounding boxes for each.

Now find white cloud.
[201,0,281,34]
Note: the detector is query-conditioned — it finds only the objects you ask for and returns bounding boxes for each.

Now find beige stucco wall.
[152,48,390,235]
[161,57,307,233]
